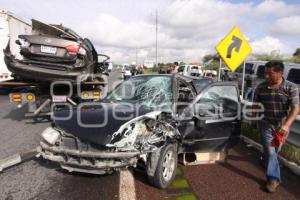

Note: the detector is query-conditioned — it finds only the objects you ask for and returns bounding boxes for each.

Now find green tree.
[293,48,300,57]
[202,54,219,63]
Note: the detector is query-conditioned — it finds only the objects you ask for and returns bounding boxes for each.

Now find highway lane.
[0,71,122,200]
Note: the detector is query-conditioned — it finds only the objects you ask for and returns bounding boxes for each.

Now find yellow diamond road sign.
[215,26,252,72]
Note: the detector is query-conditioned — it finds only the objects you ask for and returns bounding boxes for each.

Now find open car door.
[178,82,241,153]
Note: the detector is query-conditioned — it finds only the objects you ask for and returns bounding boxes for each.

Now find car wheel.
[148,143,177,189]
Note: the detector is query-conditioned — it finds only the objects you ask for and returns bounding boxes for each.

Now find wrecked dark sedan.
[39,74,241,188]
[4,19,99,83]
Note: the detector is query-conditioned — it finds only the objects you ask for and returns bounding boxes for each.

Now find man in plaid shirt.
[253,60,299,193]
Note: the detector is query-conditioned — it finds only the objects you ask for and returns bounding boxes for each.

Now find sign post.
[241,61,246,98]
[215,26,252,98]
[218,58,222,81]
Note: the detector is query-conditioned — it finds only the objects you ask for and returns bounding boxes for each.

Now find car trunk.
[18,19,80,63]
[19,35,79,63]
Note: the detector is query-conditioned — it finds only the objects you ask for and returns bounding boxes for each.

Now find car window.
[245,63,254,74]
[192,79,213,93]
[195,86,238,118]
[177,81,195,114]
[106,76,173,111]
[256,65,265,79]
[287,68,300,84]
[235,63,253,74]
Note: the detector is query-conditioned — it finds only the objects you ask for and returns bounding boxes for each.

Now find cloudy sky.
[1,0,300,64]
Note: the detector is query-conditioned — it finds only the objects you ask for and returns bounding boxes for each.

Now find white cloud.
[160,0,252,40]
[79,14,155,49]
[253,0,300,18]
[271,15,300,36]
[251,36,291,55]
[73,0,299,63]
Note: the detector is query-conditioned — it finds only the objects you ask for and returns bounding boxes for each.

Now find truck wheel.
[148,143,177,189]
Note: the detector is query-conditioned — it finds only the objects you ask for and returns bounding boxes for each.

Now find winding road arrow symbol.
[226,35,242,58]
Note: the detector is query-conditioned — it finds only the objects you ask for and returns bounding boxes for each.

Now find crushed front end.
[39,112,178,175]
[39,127,140,174]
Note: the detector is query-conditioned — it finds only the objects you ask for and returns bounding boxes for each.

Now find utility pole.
[155,10,158,68]
[135,47,138,65]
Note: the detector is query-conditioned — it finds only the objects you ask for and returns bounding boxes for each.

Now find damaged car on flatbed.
[4,19,101,83]
[39,74,241,188]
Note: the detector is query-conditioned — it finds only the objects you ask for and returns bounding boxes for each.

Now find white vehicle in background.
[178,65,203,77]
[121,64,132,80]
[0,10,31,82]
[203,69,217,78]
[190,65,202,76]
[107,62,113,72]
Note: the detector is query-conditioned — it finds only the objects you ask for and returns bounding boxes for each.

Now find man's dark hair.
[265,60,284,72]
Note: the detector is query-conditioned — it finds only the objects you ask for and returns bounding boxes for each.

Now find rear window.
[287,68,300,84]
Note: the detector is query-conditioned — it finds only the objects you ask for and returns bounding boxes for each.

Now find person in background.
[221,69,231,81]
[158,67,165,74]
[137,65,144,74]
[166,64,172,74]
[252,60,299,193]
[245,70,256,101]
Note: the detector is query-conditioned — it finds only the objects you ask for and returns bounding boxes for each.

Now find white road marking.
[119,170,136,200]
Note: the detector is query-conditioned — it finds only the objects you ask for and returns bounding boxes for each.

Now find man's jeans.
[258,121,288,183]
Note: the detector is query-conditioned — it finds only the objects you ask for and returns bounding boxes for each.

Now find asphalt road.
[0,71,299,200]
[0,71,122,200]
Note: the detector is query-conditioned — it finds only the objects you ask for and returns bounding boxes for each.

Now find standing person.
[166,64,172,74]
[253,60,299,193]
[221,69,231,81]
[245,70,256,101]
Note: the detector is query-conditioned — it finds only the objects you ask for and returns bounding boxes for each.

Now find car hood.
[53,103,152,146]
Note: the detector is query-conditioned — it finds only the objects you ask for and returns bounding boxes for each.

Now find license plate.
[41,45,57,54]
[52,95,67,103]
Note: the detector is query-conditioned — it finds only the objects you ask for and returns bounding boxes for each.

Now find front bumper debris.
[40,141,140,172]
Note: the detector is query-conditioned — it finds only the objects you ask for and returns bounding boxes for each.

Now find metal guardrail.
[288,117,300,147]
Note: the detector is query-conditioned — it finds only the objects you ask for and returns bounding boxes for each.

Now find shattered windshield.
[106,76,173,111]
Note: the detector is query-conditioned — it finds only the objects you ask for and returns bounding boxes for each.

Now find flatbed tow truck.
[0,77,107,117]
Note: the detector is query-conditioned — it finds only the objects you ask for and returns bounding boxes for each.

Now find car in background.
[178,65,203,77]
[4,19,99,83]
[107,62,113,72]
[202,69,217,78]
[122,64,136,80]
[39,74,241,189]
[232,61,300,97]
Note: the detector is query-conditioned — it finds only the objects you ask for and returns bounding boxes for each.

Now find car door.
[178,82,241,153]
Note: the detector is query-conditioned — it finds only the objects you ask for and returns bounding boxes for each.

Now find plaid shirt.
[253,79,299,126]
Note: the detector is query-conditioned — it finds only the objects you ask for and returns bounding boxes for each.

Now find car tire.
[148,143,177,189]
